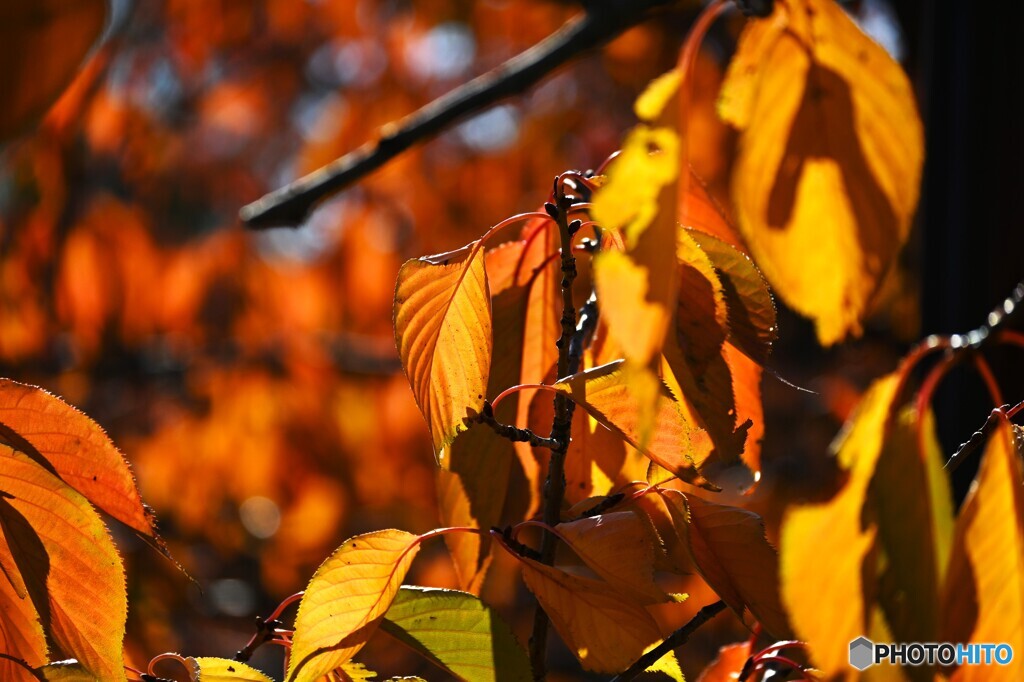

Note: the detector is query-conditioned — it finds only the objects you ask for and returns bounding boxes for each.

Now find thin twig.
[944,401,1022,473]
[610,600,728,682]
[529,177,582,680]
[475,404,561,450]
[240,0,677,229]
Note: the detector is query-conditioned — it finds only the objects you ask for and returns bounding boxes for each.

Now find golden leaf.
[394,242,492,462]
[719,0,923,344]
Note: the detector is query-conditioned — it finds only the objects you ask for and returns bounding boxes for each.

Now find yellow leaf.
[946,423,1024,682]
[0,445,127,682]
[635,69,682,122]
[550,361,713,488]
[511,552,662,673]
[186,657,274,681]
[719,0,923,344]
[0,1,106,141]
[552,512,668,604]
[394,242,492,462]
[780,375,897,676]
[0,379,166,551]
[35,660,96,681]
[287,530,420,682]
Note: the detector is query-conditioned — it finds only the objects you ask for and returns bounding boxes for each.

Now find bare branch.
[240,0,678,230]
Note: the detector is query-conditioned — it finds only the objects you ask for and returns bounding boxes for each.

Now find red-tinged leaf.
[394,242,492,461]
[0,445,127,682]
[945,423,1024,682]
[0,379,163,548]
[686,230,776,365]
[723,343,765,478]
[662,491,790,638]
[780,375,898,676]
[287,530,420,682]
[696,641,752,682]
[552,512,668,604]
[0,555,46,682]
[186,658,274,681]
[497,538,662,673]
[550,361,715,489]
[679,171,745,252]
[0,1,106,141]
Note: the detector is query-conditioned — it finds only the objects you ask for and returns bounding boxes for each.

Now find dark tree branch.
[240,0,678,230]
[475,404,561,450]
[609,600,728,682]
[944,401,1023,473]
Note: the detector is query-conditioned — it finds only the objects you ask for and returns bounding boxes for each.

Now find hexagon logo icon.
[849,637,874,670]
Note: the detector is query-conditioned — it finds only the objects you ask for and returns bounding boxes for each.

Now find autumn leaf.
[550,361,714,488]
[498,538,663,674]
[287,530,420,682]
[0,445,127,682]
[394,242,492,461]
[35,660,95,681]
[0,0,106,141]
[719,0,923,344]
[944,422,1024,682]
[696,641,752,682]
[186,658,274,682]
[780,376,896,676]
[661,490,790,638]
[379,586,531,681]
[551,511,668,604]
[0,379,165,551]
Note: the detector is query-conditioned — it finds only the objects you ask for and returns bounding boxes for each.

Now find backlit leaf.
[779,375,897,675]
[287,530,420,682]
[552,512,668,604]
[505,545,663,673]
[36,660,95,681]
[946,423,1024,682]
[186,658,274,682]
[0,379,164,548]
[0,445,127,681]
[719,0,923,344]
[663,491,790,637]
[551,361,713,488]
[0,556,46,682]
[696,641,752,682]
[380,586,531,682]
[394,242,492,461]
[0,1,106,141]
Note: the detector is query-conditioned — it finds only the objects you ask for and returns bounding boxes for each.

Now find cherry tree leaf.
[719,0,923,344]
[945,422,1024,682]
[780,376,897,676]
[0,0,106,140]
[35,660,95,681]
[0,561,46,682]
[661,491,790,637]
[550,361,715,489]
[497,538,662,674]
[394,242,491,462]
[380,586,531,682]
[186,658,274,682]
[0,445,127,682]
[287,530,420,682]
[551,512,668,604]
[695,641,752,682]
[0,379,165,551]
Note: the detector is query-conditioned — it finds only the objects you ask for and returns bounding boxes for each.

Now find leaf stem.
[944,402,1022,472]
[609,600,728,682]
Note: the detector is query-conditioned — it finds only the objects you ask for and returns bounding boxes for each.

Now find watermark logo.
[849,638,1014,669]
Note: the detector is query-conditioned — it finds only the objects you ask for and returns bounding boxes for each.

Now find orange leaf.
[779,375,897,675]
[394,242,492,461]
[0,0,106,141]
[552,511,668,604]
[503,542,662,673]
[287,529,420,682]
[551,361,713,488]
[696,641,753,682]
[945,422,1024,682]
[663,491,790,638]
[0,445,127,681]
[0,380,164,548]
[719,0,923,344]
